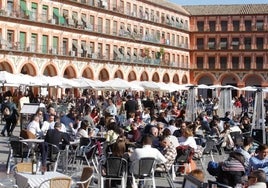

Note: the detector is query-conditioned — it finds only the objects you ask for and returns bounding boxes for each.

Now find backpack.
[3,106,11,116]
[207,161,221,177]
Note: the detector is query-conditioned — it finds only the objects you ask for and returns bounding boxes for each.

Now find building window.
[245,20,252,31]
[105,44,110,60]
[208,57,215,69]
[244,37,251,49]
[7,0,14,16]
[209,21,216,31]
[52,36,58,54]
[42,35,48,53]
[62,38,68,55]
[232,57,239,69]
[98,43,103,58]
[42,5,48,23]
[256,20,264,31]
[221,21,228,31]
[208,38,216,49]
[98,17,103,33]
[197,21,204,31]
[244,57,251,70]
[30,3,37,21]
[19,32,26,51]
[256,56,263,69]
[232,38,239,50]
[133,4,137,17]
[256,37,263,49]
[90,15,94,30]
[220,38,227,49]
[233,20,240,31]
[113,21,117,35]
[126,2,131,15]
[105,19,110,34]
[197,38,204,49]
[220,57,227,69]
[30,33,37,52]
[7,30,14,49]
[196,57,203,69]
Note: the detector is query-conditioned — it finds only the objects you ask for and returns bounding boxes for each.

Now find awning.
[72,41,78,49]
[53,8,65,25]
[81,43,87,51]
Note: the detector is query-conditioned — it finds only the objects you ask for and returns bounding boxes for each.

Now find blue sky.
[169,0,268,5]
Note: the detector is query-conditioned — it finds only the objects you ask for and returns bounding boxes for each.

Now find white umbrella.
[104,78,133,90]
[0,71,19,85]
[52,76,77,88]
[239,86,257,91]
[72,77,98,89]
[140,81,160,91]
[36,75,62,87]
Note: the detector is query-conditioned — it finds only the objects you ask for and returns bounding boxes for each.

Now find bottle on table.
[32,152,37,174]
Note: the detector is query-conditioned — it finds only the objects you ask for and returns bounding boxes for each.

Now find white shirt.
[41,121,55,134]
[27,120,42,137]
[130,145,167,174]
[76,129,88,138]
[179,136,197,150]
[167,125,178,135]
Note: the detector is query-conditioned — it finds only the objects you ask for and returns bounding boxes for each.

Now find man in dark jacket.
[41,122,70,169]
[124,95,138,119]
[1,96,19,136]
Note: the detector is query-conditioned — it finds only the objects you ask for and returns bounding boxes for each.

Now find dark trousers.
[2,118,17,135]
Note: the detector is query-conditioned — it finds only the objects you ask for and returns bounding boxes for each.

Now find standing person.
[105,98,117,119]
[1,96,19,136]
[125,95,138,120]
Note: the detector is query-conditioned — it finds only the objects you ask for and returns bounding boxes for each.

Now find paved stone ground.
[0,124,227,188]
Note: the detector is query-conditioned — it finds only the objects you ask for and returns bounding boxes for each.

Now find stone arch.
[128,71,137,82]
[140,71,149,81]
[172,74,180,84]
[181,75,188,84]
[219,73,239,86]
[243,74,263,87]
[63,66,77,78]
[196,75,214,98]
[20,63,37,76]
[114,70,124,79]
[99,68,109,81]
[82,67,94,79]
[194,72,216,84]
[162,73,170,83]
[43,64,58,76]
[0,61,13,73]
[152,72,160,82]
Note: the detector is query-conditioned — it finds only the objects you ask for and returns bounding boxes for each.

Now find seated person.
[217,151,245,187]
[40,122,70,171]
[129,134,167,175]
[76,120,90,138]
[155,136,177,172]
[27,115,43,137]
[179,128,197,151]
[189,169,205,182]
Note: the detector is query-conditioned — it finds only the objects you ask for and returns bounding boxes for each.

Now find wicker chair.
[13,162,32,173]
[39,177,72,188]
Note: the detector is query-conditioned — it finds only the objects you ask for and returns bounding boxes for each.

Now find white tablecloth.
[15,171,70,188]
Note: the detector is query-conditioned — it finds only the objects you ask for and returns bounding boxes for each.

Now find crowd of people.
[0,87,268,187]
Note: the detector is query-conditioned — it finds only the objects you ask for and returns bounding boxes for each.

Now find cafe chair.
[72,166,94,188]
[39,177,72,188]
[6,136,31,174]
[73,142,99,173]
[171,145,194,180]
[12,162,32,173]
[45,143,61,172]
[131,157,156,188]
[99,157,128,188]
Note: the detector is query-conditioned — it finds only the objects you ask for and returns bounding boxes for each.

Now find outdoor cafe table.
[15,171,70,188]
